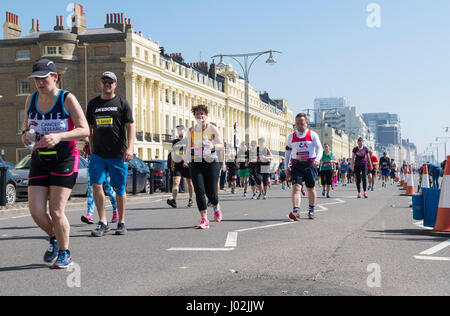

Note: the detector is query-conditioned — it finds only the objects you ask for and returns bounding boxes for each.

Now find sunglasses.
[101,79,115,85]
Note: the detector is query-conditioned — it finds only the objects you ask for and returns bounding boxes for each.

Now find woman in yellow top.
[185,104,224,229]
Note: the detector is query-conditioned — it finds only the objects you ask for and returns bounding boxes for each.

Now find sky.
[4,0,450,160]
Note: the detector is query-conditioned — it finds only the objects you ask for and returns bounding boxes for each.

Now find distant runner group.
[21,58,397,270]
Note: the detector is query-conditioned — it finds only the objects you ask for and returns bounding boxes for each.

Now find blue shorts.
[88,154,128,196]
[381,169,390,177]
[290,164,318,188]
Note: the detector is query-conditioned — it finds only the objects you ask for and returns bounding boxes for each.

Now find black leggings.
[190,161,220,211]
[354,165,368,193]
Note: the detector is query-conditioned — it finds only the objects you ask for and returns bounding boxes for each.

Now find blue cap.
[28,59,57,79]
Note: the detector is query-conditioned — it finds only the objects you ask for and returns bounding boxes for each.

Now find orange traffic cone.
[421,164,430,191]
[400,170,405,186]
[433,156,450,232]
[406,166,416,195]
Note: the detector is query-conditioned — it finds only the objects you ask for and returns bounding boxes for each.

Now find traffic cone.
[421,164,430,190]
[406,166,416,195]
[433,156,450,232]
[403,169,408,189]
[400,170,404,186]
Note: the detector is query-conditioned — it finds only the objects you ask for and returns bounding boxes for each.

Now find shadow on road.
[0,264,49,272]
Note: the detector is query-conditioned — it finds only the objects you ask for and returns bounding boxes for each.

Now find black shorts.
[29,153,79,189]
[173,164,191,179]
[321,169,333,185]
[290,163,318,188]
[280,174,287,182]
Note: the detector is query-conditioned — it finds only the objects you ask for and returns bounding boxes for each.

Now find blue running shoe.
[44,237,58,263]
[52,250,73,269]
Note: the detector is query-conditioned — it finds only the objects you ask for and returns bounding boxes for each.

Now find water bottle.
[25,129,36,149]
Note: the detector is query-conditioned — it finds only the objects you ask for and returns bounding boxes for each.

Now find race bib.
[96,116,113,128]
[323,162,332,168]
[296,151,310,162]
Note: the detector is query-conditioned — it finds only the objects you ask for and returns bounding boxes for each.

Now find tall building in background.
[362,112,401,152]
[313,97,348,124]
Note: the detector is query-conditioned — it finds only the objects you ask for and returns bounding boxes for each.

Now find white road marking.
[224,232,238,248]
[420,240,450,256]
[235,222,296,233]
[167,248,235,252]
[414,256,450,262]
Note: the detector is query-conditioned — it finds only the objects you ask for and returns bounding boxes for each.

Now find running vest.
[321,152,334,171]
[27,90,78,156]
[289,129,315,165]
[190,124,218,161]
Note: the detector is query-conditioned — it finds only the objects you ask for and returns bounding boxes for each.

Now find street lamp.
[211,50,282,147]
[436,137,450,158]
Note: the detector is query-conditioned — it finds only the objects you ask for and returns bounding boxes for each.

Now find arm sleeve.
[285,134,293,168]
[313,131,323,161]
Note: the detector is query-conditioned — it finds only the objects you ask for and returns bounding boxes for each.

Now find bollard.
[132,167,137,195]
[149,168,154,194]
[0,166,6,206]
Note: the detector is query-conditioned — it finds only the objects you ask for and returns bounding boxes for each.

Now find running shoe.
[357,193,362,198]
[115,222,127,235]
[301,188,306,196]
[111,210,119,223]
[91,222,110,237]
[81,214,94,225]
[322,190,326,197]
[197,218,210,229]
[214,210,223,222]
[167,199,177,208]
[231,188,235,194]
[187,199,194,207]
[52,250,73,269]
[289,210,300,221]
[364,192,368,199]
[252,194,258,200]
[243,192,248,198]
[371,186,374,191]
[308,211,315,220]
[257,193,262,200]
[282,185,286,190]
[44,237,58,263]
[327,193,330,199]
[263,194,268,200]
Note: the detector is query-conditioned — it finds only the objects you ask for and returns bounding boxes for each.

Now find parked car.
[144,160,168,192]
[11,154,89,200]
[0,157,15,170]
[0,165,17,205]
[127,156,151,194]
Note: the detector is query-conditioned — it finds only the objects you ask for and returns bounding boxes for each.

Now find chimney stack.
[54,15,65,31]
[105,11,127,32]
[3,11,22,39]
[71,3,87,35]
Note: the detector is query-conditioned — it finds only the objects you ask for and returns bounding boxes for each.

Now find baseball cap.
[101,71,117,82]
[28,59,57,79]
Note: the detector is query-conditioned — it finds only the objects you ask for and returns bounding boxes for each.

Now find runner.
[367,150,378,191]
[167,126,194,208]
[390,158,397,185]
[236,142,250,198]
[248,141,259,200]
[86,71,135,237]
[225,144,238,194]
[340,158,348,186]
[320,144,337,198]
[379,152,391,188]
[278,158,288,190]
[185,104,224,229]
[347,158,353,184]
[286,113,323,221]
[256,137,272,200]
[351,137,372,198]
[22,59,89,268]
[81,138,118,224]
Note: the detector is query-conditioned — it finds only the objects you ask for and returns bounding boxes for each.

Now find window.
[17,79,31,95]
[17,109,25,134]
[44,46,62,56]
[172,91,176,105]
[136,47,140,59]
[16,50,30,60]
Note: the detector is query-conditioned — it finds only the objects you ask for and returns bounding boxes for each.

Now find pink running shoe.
[214,210,223,223]
[111,210,119,223]
[197,218,210,229]
[301,188,306,196]
[289,211,300,222]
[357,193,362,199]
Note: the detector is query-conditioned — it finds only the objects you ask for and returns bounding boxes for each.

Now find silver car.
[11,154,89,200]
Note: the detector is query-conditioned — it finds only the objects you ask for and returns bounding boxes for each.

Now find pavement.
[0,180,449,296]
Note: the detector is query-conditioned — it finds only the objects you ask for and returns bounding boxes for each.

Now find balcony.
[145,133,152,142]
[153,134,160,143]
[163,134,173,143]
[136,132,143,142]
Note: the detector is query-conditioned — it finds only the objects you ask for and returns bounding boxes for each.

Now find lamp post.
[211,50,282,147]
[436,137,450,159]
